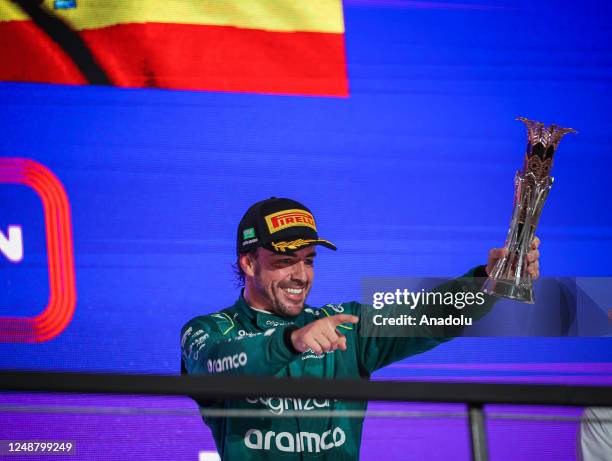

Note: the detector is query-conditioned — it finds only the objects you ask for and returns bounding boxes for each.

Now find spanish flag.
[0,0,348,96]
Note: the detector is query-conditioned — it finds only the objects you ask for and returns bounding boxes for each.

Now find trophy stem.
[483,175,551,303]
[482,117,574,303]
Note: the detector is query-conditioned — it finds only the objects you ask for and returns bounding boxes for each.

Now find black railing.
[2,371,611,461]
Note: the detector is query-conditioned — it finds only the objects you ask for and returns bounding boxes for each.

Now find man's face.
[243,247,316,317]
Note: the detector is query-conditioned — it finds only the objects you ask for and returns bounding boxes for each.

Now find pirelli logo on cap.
[265,209,317,234]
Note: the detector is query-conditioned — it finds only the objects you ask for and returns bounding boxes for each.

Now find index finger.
[531,236,540,250]
[329,314,359,325]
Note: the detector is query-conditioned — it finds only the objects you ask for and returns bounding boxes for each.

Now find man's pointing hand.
[290,314,359,355]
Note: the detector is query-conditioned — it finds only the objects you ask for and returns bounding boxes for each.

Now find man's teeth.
[284,288,303,294]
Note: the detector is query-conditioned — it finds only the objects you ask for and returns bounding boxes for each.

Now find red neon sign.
[0,158,76,343]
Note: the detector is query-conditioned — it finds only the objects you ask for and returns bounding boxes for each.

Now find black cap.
[237,197,337,254]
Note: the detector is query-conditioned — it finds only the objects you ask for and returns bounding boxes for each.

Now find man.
[579,407,612,461]
[181,197,541,460]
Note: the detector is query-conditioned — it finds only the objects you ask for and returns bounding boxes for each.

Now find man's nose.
[290,261,308,283]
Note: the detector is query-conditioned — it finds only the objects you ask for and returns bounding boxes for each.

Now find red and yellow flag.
[0,0,348,96]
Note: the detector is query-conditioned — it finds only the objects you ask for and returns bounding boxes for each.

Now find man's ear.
[239,250,257,277]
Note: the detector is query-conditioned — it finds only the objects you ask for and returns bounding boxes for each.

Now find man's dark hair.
[232,249,258,288]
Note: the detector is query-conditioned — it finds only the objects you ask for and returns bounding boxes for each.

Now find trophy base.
[481,278,534,304]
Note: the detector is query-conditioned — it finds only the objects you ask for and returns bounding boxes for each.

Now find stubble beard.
[253,275,309,318]
[251,259,310,317]
[271,282,310,317]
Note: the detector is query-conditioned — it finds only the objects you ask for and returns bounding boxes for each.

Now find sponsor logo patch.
[181,327,193,348]
[264,209,316,234]
[246,397,332,415]
[243,227,255,240]
[207,352,248,373]
[244,427,346,453]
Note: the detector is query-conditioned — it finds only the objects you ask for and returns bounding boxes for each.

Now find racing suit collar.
[236,291,304,331]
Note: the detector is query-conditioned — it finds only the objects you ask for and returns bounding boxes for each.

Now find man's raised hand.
[485,236,541,280]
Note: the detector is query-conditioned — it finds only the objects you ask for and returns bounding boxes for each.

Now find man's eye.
[305,259,314,266]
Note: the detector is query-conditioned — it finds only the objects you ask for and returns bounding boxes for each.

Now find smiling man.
[181,197,540,460]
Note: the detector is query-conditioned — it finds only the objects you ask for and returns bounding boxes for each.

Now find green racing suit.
[181,266,493,460]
